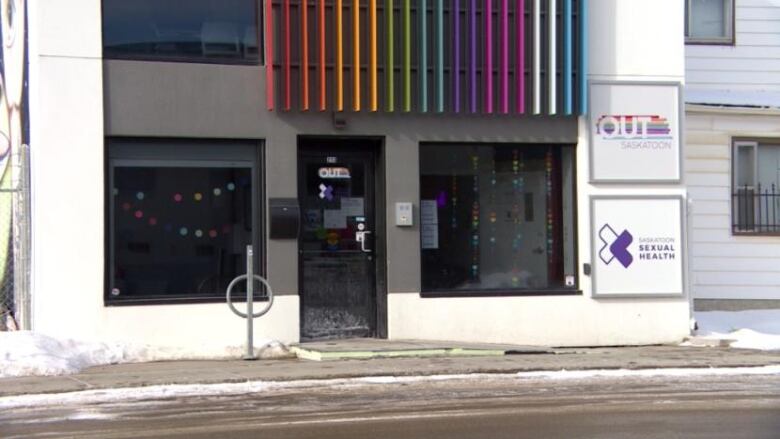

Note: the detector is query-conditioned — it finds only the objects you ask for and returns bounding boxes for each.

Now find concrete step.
[290,338,553,361]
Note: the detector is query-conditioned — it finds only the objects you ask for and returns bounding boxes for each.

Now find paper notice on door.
[421,199,438,225]
[421,224,439,249]
[323,209,347,229]
[341,197,364,216]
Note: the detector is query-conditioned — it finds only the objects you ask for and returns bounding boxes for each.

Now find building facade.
[685,0,780,310]
[26,0,689,348]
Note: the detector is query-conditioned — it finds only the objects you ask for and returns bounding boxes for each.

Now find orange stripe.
[370,0,377,111]
[301,0,309,110]
[353,0,361,111]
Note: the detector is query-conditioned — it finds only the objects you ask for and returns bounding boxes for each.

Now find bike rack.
[226,245,273,360]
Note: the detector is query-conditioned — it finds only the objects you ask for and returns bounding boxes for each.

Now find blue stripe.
[579,0,588,115]
[564,0,572,115]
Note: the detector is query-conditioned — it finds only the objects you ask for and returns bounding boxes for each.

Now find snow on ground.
[0,331,290,378]
[2,365,780,410]
[694,310,780,351]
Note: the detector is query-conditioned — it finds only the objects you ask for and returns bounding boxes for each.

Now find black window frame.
[418,142,581,298]
[101,0,265,65]
[685,0,735,46]
[104,137,266,306]
[731,138,780,236]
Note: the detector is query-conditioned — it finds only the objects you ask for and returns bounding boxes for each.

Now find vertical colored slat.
[453,0,460,113]
[436,0,444,112]
[517,0,524,113]
[302,0,310,110]
[370,0,378,111]
[469,0,476,113]
[563,0,572,114]
[386,0,395,111]
[318,0,326,110]
[284,0,291,110]
[336,0,344,111]
[548,0,555,114]
[353,0,361,111]
[500,0,508,113]
[579,0,588,114]
[485,0,493,113]
[420,0,428,112]
[532,0,540,114]
[403,0,411,111]
[266,0,274,110]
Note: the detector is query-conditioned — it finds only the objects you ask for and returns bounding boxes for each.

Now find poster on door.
[591,196,685,297]
[589,81,682,182]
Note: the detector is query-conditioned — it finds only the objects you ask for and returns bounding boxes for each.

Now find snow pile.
[694,310,780,351]
[0,331,291,378]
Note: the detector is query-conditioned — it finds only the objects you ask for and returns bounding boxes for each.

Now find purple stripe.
[501,0,509,113]
[454,0,460,112]
[517,0,525,113]
[485,0,493,113]
[470,0,477,113]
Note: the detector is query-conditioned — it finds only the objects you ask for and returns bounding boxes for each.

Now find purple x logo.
[598,224,634,268]
[318,183,334,201]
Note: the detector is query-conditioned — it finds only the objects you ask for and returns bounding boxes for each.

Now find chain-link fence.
[0,144,31,331]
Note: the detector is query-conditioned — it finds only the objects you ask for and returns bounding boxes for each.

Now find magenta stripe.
[454,0,460,112]
[485,0,493,113]
[500,0,509,113]
[469,0,477,113]
[516,0,525,113]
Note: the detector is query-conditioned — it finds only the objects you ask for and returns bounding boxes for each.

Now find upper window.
[103,0,261,64]
[420,144,577,294]
[732,140,780,235]
[107,138,262,304]
[685,0,734,44]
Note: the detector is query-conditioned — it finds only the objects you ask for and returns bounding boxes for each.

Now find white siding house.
[686,0,780,308]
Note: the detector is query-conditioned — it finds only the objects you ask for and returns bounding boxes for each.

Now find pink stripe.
[501,0,509,113]
[516,0,525,113]
[485,0,493,113]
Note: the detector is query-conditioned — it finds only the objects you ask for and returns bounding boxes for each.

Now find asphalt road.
[2,372,780,438]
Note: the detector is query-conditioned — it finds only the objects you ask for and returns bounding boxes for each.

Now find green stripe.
[403,0,411,111]
[420,0,428,112]
[386,0,394,111]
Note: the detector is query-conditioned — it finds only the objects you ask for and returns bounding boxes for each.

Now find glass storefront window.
[420,144,576,293]
[103,0,260,63]
[107,139,260,303]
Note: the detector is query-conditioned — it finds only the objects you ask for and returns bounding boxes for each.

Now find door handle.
[356,231,373,253]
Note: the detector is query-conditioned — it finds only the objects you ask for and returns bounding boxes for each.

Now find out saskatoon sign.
[589,81,682,183]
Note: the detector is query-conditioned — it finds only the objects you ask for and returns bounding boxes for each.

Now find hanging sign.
[591,196,685,297]
[589,81,682,182]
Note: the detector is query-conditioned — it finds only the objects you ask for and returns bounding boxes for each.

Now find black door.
[298,140,378,340]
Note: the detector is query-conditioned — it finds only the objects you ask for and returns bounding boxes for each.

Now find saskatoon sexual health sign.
[589,82,682,182]
[591,197,684,297]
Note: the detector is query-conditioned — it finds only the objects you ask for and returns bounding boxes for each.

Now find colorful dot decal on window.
[195,229,203,238]
[222,224,232,234]
[179,227,189,236]
[227,183,236,191]
[121,202,131,211]
[148,217,158,226]
[213,188,222,196]
[136,192,145,200]
[174,193,183,202]
[209,229,218,238]
[194,193,203,202]
[134,210,144,219]
[164,224,173,232]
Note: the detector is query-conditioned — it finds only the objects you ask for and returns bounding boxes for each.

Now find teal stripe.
[420,0,428,112]
[579,0,588,114]
[435,0,444,112]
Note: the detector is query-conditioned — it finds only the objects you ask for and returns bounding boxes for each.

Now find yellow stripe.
[353,0,361,110]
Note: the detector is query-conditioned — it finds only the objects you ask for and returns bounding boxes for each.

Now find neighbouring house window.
[107,139,262,304]
[685,0,734,44]
[420,144,577,294]
[732,140,780,235]
[102,0,261,64]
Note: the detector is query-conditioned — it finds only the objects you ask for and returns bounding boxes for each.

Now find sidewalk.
[2,344,779,398]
